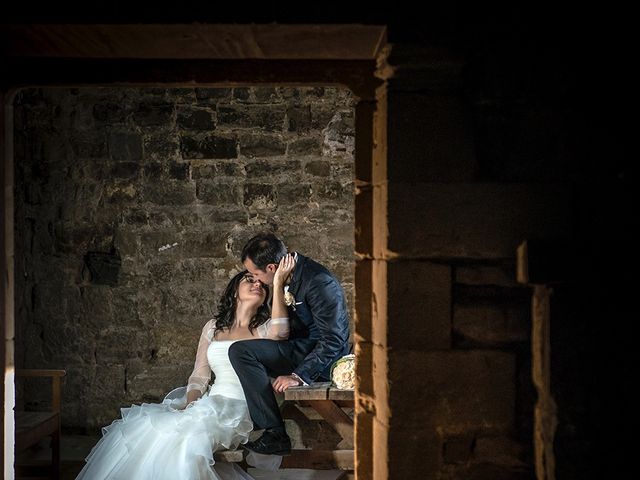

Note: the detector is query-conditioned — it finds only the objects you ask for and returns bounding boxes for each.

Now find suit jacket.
[284,253,350,384]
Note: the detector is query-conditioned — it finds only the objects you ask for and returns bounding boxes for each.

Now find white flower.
[331,354,355,390]
[284,291,296,307]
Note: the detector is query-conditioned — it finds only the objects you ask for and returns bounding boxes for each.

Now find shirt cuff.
[291,372,308,386]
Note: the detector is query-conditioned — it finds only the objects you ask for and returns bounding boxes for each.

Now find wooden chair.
[14,369,66,480]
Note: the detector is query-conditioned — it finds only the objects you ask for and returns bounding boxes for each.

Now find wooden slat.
[307,400,354,448]
[285,382,330,401]
[214,449,245,463]
[14,412,59,451]
[328,388,354,401]
[4,25,387,60]
[281,449,354,470]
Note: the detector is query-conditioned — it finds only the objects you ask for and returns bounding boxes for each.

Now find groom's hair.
[241,233,287,270]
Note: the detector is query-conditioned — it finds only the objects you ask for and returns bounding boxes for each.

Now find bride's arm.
[259,254,294,340]
[186,319,214,404]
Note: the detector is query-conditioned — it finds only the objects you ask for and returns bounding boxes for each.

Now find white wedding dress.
[76,318,288,480]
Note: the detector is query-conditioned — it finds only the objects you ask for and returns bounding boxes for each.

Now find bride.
[76,254,295,480]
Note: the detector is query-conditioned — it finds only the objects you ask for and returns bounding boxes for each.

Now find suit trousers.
[228,339,304,431]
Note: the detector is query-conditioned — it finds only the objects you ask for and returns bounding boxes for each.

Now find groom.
[229,232,350,455]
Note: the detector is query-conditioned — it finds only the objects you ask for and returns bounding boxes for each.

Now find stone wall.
[14,86,355,431]
[360,36,579,479]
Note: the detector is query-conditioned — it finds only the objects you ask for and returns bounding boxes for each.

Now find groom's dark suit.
[228,253,350,431]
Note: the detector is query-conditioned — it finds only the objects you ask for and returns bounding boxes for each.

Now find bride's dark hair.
[213,270,270,336]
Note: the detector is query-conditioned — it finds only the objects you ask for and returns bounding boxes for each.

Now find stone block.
[238,133,286,158]
[305,160,331,177]
[245,159,302,178]
[89,363,126,402]
[160,286,217,320]
[142,180,195,205]
[132,103,174,127]
[388,92,477,182]
[388,182,571,259]
[139,230,183,257]
[473,435,530,468]
[387,426,442,480]
[93,103,127,123]
[148,258,223,284]
[388,349,516,432]
[195,88,231,102]
[119,209,149,228]
[243,184,276,209]
[176,106,216,131]
[168,162,190,180]
[180,230,228,258]
[232,88,251,101]
[313,106,342,130]
[102,181,139,204]
[42,323,96,364]
[196,207,247,224]
[169,88,196,104]
[453,305,530,346]
[439,462,533,480]
[191,161,245,179]
[217,105,285,131]
[322,111,355,156]
[143,134,180,161]
[453,284,530,305]
[443,435,475,464]
[196,181,243,205]
[72,132,107,158]
[126,365,188,403]
[275,183,313,204]
[180,134,237,159]
[455,264,517,287]
[110,161,140,179]
[287,105,312,132]
[288,136,322,155]
[387,260,451,350]
[95,328,155,364]
[315,180,354,203]
[141,161,163,180]
[253,87,278,103]
[113,228,139,257]
[108,131,142,162]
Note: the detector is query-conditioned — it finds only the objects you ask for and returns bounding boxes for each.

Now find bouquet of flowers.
[330,354,355,390]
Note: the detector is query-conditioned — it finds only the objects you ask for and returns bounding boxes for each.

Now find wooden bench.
[281,382,354,472]
[14,369,66,480]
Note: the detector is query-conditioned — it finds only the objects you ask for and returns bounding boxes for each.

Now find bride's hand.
[273,254,295,288]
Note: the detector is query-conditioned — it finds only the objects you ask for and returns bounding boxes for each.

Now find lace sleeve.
[257,317,290,340]
[186,319,215,394]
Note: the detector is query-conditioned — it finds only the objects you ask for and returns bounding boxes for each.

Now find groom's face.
[243,257,276,286]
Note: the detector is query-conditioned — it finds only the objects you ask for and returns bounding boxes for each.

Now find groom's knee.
[228,340,254,365]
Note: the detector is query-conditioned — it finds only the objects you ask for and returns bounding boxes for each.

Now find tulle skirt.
[76,393,254,480]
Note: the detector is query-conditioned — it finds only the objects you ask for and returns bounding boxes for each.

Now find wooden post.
[532,285,557,480]
[517,240,565,480]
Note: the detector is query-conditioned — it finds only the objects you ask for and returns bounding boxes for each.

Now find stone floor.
[15,435,349,480]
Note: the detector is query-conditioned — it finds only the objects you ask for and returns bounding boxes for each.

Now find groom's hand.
[272,375,302,392]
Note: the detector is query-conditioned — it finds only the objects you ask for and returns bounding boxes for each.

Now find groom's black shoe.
[244,428,292,455]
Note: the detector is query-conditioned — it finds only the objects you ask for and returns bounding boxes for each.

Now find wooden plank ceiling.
[2,24,387,60]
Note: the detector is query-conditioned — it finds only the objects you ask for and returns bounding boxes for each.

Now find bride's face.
[237,273,267,306]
